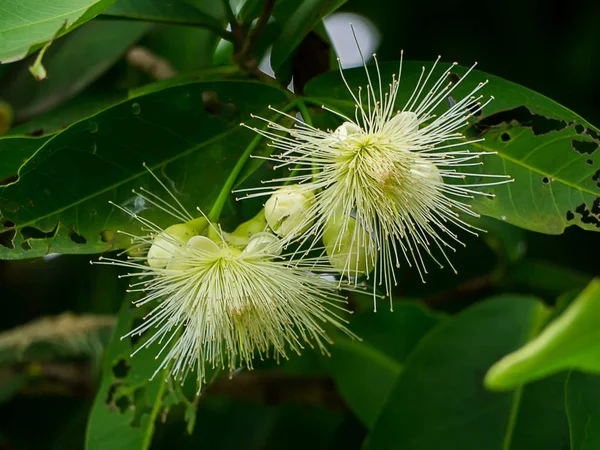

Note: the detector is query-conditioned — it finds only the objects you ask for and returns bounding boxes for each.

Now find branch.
[241,0,276,59]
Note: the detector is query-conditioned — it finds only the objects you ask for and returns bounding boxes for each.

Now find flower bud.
[223,211,267,248]
[388,111,419,134]
[147,223,198,269]
[244,232,281,257]
[264,186,315,238]
[333,121,361,140]
[322,214,375,277]
[410,159,443,185]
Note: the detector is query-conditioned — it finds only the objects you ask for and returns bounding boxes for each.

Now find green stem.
[208,100,298,221]
[296,98,313,127]
[296,99,320,178]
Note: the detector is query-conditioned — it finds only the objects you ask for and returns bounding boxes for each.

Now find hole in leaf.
[575,124,585,134]
[541,176,550,184]
[0,220,16,249]
[501,133,511,142]
[473,106,568,136]
[106,381,120,405]
[68,229,87,244]
[112,359,130,379]
[566,211,575,221]
[115,395,131,413]
[593,168,600,188]
[21,226,56,240]
[575,199,600,227]
[572,139,598,155]
[588,159,594,166]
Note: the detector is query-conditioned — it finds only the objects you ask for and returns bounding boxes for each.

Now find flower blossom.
[241,47,512,308]
[95,167,354,388]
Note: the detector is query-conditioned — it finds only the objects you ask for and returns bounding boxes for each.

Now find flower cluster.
[97,39,511,388]
[95,167,354,388]
[241,51,512,308]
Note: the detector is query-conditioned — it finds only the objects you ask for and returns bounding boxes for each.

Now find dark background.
[0,0,599,448]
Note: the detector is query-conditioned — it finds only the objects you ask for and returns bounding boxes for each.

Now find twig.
[240,0,276,59]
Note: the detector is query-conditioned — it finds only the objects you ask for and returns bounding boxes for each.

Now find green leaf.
[0,20,150,123]
[486,279,600,390]
[270,0,346,79]
[0,135,52,183]
[85,296,198,450]
[0,0,118,63]
[323,303,444,428]
[566,371,600,450]
[102,0,225,29]
[0,80,289,259]
[305,62,600,234]
[235,0,264,24]
[141,25,219,72]
[365,295,571,450]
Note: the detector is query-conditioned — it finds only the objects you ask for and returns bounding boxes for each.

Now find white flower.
[241,47,512,309]
[95,167,354,389]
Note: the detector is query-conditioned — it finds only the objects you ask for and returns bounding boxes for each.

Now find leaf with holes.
[0,80,289,259]
[364,295,574,450]
[86,295,206,450]
[0,0,118,63]
[304,62,600,234]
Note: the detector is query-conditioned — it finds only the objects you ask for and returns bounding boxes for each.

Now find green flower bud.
[244,232,281,257]
[147,223,197,269]
[223,210,267,248]
[264,186,315,238]
[323,214,375,277]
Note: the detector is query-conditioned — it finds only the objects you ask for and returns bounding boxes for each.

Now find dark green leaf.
[566,371,600,450]
[0,20,150,123]
[0,135,51,183]
[142,25,219,72]
[102,0,225,29]
[86,296,196,450]
[365,295,570,450]
[0,0,118,63]
[305,62,600,234]
[324,303,444,427]
[0,80,289,259]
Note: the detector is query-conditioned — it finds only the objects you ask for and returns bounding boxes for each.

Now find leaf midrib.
[472,141,599,197]
[0,4,88,34]
[3,126,246,232]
